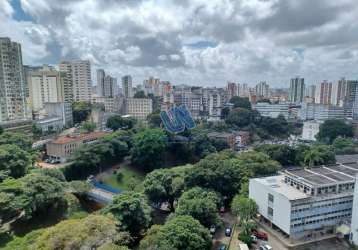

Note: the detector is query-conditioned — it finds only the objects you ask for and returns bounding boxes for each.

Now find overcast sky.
[1,0,358,87]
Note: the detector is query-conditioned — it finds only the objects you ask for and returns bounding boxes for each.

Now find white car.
[259,244,273,250]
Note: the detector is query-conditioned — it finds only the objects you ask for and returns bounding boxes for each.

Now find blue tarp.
[92,181,122,194]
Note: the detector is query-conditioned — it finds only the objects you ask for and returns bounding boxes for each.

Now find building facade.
[300,103,345,121]
[351,176,358,245]
[59,60,91,102]
[315,81,333,105]
[289,77,305,103]
[254,102,289,119]
[0,37,27,122]
[301,121,321,141]
[250,163,358,241]
[122,75,133,98]
[124,98,152,120]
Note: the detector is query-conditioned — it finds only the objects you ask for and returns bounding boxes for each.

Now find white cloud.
[0,0,357,86]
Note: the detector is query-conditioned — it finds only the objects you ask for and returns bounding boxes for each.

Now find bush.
[238,232,253,246]
[116,172,123,182]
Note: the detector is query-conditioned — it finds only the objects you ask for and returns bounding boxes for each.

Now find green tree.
[32,124,42,138]
[0,126,3,135]
[304,145,336,167]
[147,112,162,128]
[316,119,354,143]
[131,128,168,171]
[229,96,251,110]
[0,132,33,151]
[231,195,257,223]
[156,216,212,250]
[106,115,135,131]
[226,108,252,127]
[81,121,96,133]
[31,215,128,250]
[101,191,152,237]
[176,187,221,227]
[185,151,244,199]
[236,151,281,177]
[255,144,297,166]
[72,101,92,124]
[139,224,161,250]
[333,137,356,154]
[0,172,65,222]
[133,90,147,98]
[0,144,31,181]
[143,166,190,212]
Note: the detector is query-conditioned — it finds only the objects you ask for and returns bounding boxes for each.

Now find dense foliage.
[72,101,92,124]
[101,191,152,237]
[316,119,354,143]
[229,96,252,110]
[131,129,168,171]
[106,115,136,131]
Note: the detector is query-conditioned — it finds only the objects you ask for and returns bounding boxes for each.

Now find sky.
[1,0,358,87]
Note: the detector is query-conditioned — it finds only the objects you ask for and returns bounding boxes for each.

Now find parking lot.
[212,212,236,250]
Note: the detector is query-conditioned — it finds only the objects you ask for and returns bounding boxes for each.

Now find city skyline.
[1,1,358,87]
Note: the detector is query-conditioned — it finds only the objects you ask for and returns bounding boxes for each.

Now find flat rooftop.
[336,154,358,164]
[253,175,309,200]
[284,164,358,186]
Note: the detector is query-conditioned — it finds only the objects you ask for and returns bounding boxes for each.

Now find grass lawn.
[99,164,145,192]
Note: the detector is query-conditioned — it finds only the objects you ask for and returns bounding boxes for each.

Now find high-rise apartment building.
[122,75,133,98]
[343,80,358,119]
[227,82,238,100]
[289,77,305,103]
[59,60,91,102]
[96,69,105,96]
[306,85,316,99]
[255,81,270,98]
[315,80,332,105]
[28,65,65,112]
[0,37,27,122]
[96,69,117,98]
[331,78,347,106]
[124,98,152,120]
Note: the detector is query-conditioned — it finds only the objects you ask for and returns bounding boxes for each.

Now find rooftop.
[50,131,108,145]
[336,154,358,164]
[284,164,358,186]
[253,175,309,200]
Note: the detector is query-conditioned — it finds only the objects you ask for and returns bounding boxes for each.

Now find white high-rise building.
[255,81,270,98]
[28,65,65,112]
[96,69,105,96]
[331,78,347,107]
[315,80,333,105]
[122,75,133,98]
[124,98,152,120]
[59,60,91,102]
[0,37,27,122]
[351,176,358,246]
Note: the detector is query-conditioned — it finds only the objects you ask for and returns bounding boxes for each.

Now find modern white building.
[301,121,321,141]
[289,77,305,103]
[44,102,73,127]
[0,37,27,122]
[254,102,289,119]
[124,98,152,120]
[351,176,358,246]
[59,60,92,102]
[250,163,358,241]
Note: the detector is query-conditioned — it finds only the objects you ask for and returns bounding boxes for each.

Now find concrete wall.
[351,177,358,245]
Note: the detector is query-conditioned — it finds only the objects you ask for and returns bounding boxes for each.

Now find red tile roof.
[50,131,108,145]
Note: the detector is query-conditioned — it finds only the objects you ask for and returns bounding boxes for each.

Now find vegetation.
[303,145,336,167]
[31,215,129,249]
[0,132,33,151]
[229,96,252,110]
[175,187,221,227]
[143,166,190,211]
[72,101,92,124]
[316,119,354,143]
[101,191,152,238]
[133,90,147,98]
[106,115,136,131]
[140,216,212,250]
[0,144,32,181]
[333,137,358,155]
[131,128,168,171]
[147,112,162,128]
[81,121,96,133]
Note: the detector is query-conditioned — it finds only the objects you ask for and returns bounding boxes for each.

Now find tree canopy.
[72,101,92,124]
[141,216,212,250]
[236,151,281,177]
[255,144,297,167]
[133,90,147,98]
[131,128,168,171]
[0,144,32,181]
[175,187,221,227]
[229,96,251,110]
[101,191,152,237]
[0,132,33,151]
[31,215,129,250]
[303,145,336,167]
[316,119,354,143]
[143,166,189,211]
[106,115,136,131]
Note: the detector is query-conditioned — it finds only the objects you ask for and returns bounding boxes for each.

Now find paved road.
[212,212,236,250]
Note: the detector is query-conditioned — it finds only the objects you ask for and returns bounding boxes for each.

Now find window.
[268,194,274,203]
[268,207,274,216]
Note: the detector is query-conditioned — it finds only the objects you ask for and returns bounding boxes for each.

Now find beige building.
[46,131,108,162]
[0,37,27,122]
[59,60,92,102]
[28,65,66,112]
[124,98,152,120]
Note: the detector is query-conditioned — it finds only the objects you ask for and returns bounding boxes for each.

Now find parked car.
[252,229,268,241]
[259,244,273,250]
[209,225,216,234]
[250,235,258,243]
[225,227,232,237]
